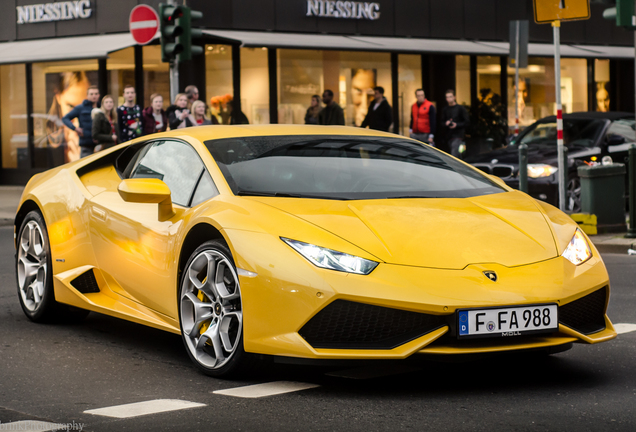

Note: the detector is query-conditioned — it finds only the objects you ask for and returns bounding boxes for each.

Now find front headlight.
[281,238,379,275]
[527,164,558,178]
[562,229,592,265]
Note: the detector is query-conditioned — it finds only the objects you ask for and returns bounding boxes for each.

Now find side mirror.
[118,178,175,221]
[605,134,626,147]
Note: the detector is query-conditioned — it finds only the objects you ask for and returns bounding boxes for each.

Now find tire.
[179,239,256,378]
[16,210,90,323]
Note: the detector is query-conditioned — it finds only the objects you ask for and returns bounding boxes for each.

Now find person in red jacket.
[409,89,436,146]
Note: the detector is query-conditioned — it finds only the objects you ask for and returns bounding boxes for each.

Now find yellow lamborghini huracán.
[15,126,616,377]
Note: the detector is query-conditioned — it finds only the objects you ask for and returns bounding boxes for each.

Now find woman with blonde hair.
[166,92,197,129]
[192,100,218,125]
[91,94,119,151]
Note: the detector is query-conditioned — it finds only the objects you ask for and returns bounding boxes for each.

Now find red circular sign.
[129,5,159,45]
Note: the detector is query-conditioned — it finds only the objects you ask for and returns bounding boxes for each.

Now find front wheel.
[179,240,255,378]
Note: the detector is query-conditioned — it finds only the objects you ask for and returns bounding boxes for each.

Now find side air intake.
[71,269,100,294]
[559,286,607,335]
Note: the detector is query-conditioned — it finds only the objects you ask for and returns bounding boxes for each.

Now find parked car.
[465,112,635,212]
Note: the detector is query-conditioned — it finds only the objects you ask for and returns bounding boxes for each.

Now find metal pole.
[168,0,178,102]
[627,145,636,238]
[515,21,520,137]
[170,58,179,103]
[553,21,566,211]
[519,142,528,193]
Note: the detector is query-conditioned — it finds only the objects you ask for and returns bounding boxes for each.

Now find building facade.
[1,0,634,184]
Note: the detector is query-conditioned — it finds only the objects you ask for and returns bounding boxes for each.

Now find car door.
[89,139,218,318]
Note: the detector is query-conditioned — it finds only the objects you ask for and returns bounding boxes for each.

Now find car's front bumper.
[226,229,616,360]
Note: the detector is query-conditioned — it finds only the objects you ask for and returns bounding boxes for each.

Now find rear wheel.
[16,210,89,322]
[179,240,255,378]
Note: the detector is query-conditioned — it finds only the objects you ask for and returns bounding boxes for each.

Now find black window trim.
[122,138,219,209]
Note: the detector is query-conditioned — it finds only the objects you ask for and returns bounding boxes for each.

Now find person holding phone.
[442,89,469,158]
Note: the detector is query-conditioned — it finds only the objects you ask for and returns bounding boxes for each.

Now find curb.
[594,243,635,255]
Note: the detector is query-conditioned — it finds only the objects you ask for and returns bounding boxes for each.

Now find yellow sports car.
[15,126,616,377]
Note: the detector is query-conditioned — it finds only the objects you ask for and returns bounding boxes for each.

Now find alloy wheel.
[180,250,242,370]
[17,220,48,312]
[567,178,582,213]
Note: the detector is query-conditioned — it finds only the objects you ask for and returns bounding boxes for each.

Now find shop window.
[398,54,422,136]
[31,59,98,165]
[241,48,269,124]
[276,49,391,128]
[143,45,170,109]
[507,57,588,132]
[475,56,506,148]
[1,64,28,169]
[205,44,233,124]
[595,59,610,112]
[108,47,135,106]
[455,55,470,107]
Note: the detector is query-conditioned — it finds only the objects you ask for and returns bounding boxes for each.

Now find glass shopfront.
[205,44,233,124]
[397,54,422,136]
[1,64,28,169]
[31,59,99,165]
[277,49,392,128]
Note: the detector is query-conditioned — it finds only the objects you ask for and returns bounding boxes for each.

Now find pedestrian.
[227,100,249,125]
[442,89,469,158]
[185,85,199,110]
[409,89,436,146]
[142,93,168,135]
[91,95,119,152]
[304,95,322,125]
[62,85,100,158]
[166,93,197,129]
[117,85,144,143]
[361,86,392,132]
[192,100,218,125]
[318,90,345,126]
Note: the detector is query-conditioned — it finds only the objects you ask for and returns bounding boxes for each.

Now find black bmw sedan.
[465,112,635,212]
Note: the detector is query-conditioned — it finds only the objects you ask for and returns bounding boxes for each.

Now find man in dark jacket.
[62,86,100,158]
[318,90,345,126]
[441,89,469,158]
[361,86,392,132]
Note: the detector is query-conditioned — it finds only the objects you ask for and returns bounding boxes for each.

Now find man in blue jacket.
[62,86,100,158]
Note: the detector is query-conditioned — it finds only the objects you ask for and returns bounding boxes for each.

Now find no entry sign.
[129,5,159,45]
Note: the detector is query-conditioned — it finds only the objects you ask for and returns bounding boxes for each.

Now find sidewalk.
[0,185,635,254]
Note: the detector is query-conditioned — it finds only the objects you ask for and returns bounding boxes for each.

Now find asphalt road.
[0,225,635,432]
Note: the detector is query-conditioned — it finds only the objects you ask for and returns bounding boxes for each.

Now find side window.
[130,140,204,207]
[191,171,219,207]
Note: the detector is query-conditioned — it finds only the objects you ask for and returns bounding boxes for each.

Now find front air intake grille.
[559,287,607,335]
[71,269,100,294]
[299,300,446,350]
[473,165,491,175]
[492,165,514,178]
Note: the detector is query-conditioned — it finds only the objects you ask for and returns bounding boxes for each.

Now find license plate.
[457,304,558,339]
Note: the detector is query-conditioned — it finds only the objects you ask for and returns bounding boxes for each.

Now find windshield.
[205,136,504,200]
[516,118,606,147]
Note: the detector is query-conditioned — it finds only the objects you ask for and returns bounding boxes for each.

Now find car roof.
[538,111,634,122]
[136,125,399,142]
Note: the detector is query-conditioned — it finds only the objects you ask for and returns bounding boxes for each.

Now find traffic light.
[178,7,204,62]
[603,0,635,29]
[159,3,184,63]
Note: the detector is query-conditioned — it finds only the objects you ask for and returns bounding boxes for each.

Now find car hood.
[466,143,594,166]
[247,191,558,269]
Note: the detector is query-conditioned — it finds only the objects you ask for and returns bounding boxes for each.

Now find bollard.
[626,145,636,238]
[518,142,528,193]
[561,147,569,211]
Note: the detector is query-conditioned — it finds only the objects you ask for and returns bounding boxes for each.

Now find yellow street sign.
[534,0,590,23]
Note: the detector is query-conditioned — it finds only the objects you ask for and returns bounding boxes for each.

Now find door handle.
[91,206,107,222]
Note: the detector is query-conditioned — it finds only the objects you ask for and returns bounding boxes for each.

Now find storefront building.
[1,0,634,184]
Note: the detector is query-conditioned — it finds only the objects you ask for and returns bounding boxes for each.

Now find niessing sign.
[306,0,381,20]
[17,0,92,24]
